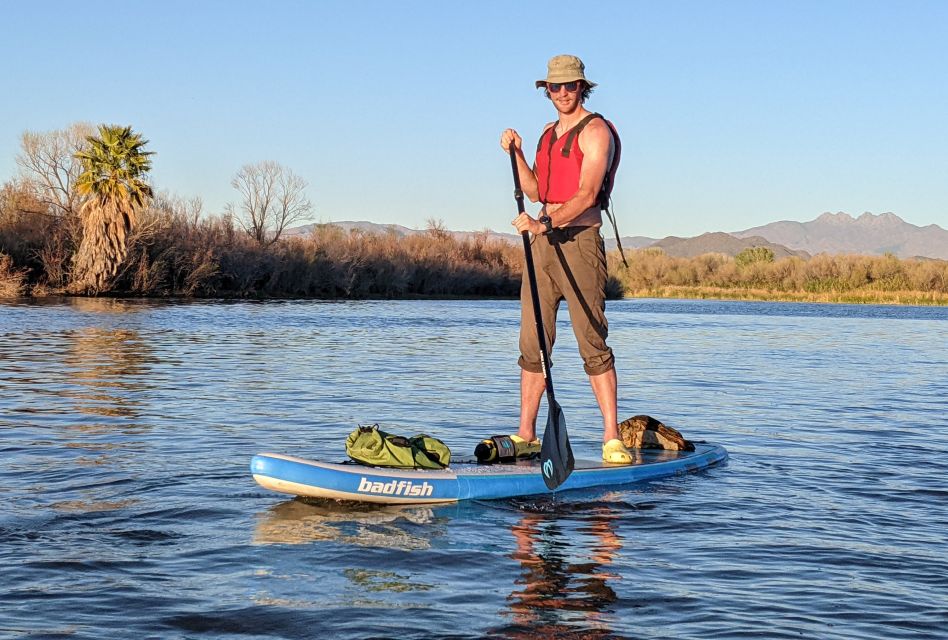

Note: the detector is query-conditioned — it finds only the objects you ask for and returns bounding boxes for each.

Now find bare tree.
[226,161,312,246]
[425,217,451,240]
[150,191,204,226]
[16,122,95,218]
[0,179,45,219]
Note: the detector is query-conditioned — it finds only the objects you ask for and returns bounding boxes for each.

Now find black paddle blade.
[539,397,574,490]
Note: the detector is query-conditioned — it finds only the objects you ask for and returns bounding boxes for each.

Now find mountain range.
[289,212,948,260]
[648,232,811,260]
[733,212,948,260]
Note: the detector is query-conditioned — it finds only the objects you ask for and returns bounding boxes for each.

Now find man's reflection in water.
[254,496,632,637]
[501,500,624,639]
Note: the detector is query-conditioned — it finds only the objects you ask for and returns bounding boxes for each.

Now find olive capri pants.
[518,225,615,376]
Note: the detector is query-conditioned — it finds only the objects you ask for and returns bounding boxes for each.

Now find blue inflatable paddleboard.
[251,443,727,504]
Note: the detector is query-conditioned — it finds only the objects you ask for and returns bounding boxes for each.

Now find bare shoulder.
[578,117,613,154]
[581,116,613,138]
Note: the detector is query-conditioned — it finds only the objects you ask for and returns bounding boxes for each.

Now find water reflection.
[342,568,435,594]
[254,496,627,636]
[48,498,139,512]
[64,297,152,314]
[0,296,154,313]
[60,328,151,420]
[2,319,154,443]
[252,499,438,550]
[495,498,624,639]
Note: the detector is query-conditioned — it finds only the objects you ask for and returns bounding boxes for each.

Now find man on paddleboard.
[500,54,632,465]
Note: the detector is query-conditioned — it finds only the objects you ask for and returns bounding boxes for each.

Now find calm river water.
[1,297,946,639]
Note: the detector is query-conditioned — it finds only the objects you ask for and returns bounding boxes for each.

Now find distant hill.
[649,232,810,259]
[606,235,657,251]
[288,212,948,261]
[286,220,416,238]
[287,220,517,245]
[288,220,658,251]
[734,212,948,259]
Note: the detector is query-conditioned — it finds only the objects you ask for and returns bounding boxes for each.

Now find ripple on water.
[1,298,946,639]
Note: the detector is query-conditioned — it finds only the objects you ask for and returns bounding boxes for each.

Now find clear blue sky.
[2,0,946,238]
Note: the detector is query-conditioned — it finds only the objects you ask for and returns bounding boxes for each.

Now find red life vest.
[534,112,620,206]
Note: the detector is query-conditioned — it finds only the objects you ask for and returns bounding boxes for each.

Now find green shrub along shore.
[2,195,947,304]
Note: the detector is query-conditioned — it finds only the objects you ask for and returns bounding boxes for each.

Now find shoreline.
[623,286,948,306]
[6,288,948,307]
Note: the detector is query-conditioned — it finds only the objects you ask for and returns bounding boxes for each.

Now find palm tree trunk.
[71,200,138,294]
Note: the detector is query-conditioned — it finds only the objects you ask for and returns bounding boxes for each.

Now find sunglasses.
[547,81,580,93]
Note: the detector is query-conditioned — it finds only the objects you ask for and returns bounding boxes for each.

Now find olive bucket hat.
[535,54,597,88]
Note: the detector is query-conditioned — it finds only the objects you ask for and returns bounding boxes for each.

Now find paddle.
[508,146,575,490]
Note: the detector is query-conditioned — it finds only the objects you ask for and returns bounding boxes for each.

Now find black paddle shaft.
[509,148,555,396]
[508,145,574,490]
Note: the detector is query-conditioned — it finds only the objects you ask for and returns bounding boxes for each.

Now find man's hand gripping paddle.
[508,146,575,490]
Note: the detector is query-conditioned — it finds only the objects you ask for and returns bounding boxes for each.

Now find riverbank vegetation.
[2,123,947,304]
[0,190,524,298]
[612,248,948,305]
[4,193,946,304]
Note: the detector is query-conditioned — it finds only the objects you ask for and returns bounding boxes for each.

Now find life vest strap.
[560,113,601,158]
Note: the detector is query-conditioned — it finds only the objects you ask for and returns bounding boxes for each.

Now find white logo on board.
[357,477,433,497]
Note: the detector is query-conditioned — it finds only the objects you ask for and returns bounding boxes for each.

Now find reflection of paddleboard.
[251,443,727,505]
[252,500,437,548]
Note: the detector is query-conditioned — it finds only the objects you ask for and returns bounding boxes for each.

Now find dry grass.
[104,205,525,298]
[0,189,524,298]
[611,249,948,305]
[0,253,28,297]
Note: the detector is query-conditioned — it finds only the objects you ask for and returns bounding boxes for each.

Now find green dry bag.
[345,425,451,470]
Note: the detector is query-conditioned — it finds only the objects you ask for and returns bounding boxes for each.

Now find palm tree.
[71,124,153,293]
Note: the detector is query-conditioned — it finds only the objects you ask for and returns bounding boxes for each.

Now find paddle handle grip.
[509,144,526,213]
